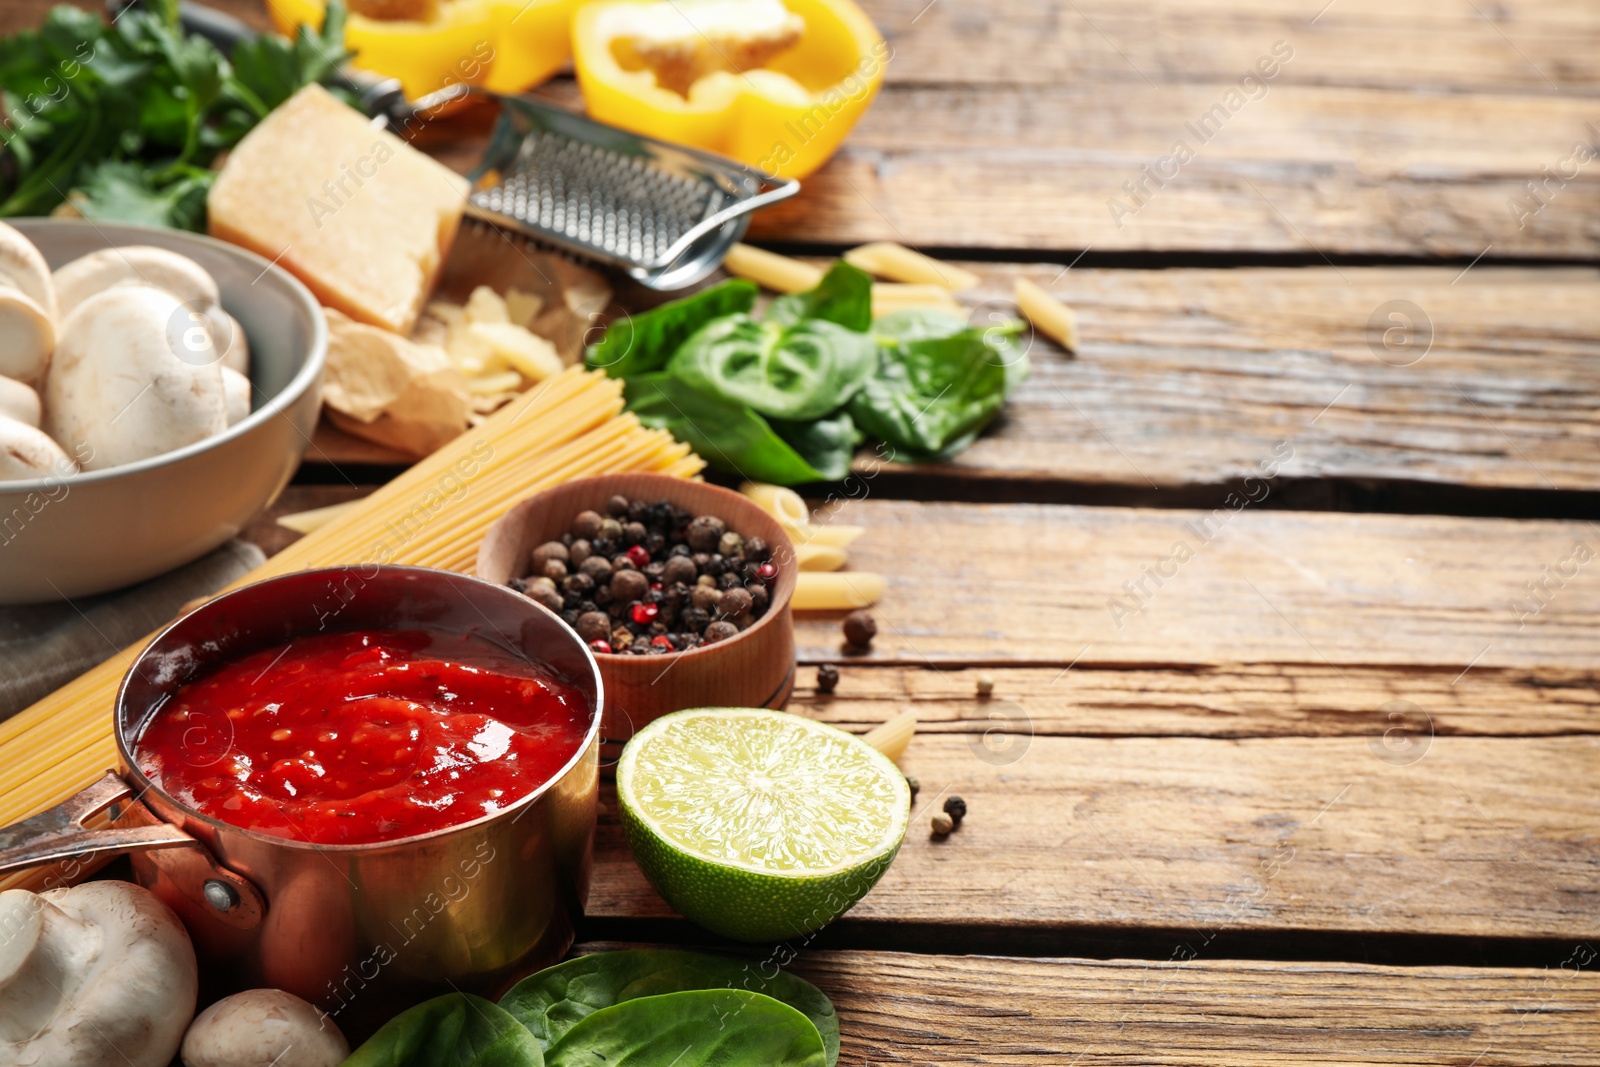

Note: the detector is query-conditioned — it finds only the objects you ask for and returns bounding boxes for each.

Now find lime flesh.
[617,707,910,942]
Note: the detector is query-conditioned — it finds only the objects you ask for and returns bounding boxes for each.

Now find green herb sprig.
[0,0,350,228]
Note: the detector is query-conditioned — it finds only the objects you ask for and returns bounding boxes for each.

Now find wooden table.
[8,0,1600,1060]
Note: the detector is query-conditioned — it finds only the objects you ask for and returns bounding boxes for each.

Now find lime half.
[617,707,911,942]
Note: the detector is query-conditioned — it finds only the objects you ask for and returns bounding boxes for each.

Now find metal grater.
[461,95,799,291]
[161,2,801,291]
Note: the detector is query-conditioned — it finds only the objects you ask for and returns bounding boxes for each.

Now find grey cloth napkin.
[0,541,266,722]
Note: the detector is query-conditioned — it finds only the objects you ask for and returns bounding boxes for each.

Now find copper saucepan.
[0,566,602,1029]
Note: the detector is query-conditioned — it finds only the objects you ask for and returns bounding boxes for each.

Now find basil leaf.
[545,989,827,1067]
[872,307,970,343]
[501,949,839,1066]
[586,280,758,379]
[767,261,873,332]
[668,314,877,421]
[772,410,858,482]
[849,322,1028,455]
[625,374,828,485]
[344,993,544,1067]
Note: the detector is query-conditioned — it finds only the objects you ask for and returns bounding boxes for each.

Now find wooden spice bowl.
[476,473,796,743]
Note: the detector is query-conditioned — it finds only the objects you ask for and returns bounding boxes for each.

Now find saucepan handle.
[0,771,197,874]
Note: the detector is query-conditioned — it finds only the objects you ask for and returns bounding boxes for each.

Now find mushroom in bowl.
[0,219,325,604]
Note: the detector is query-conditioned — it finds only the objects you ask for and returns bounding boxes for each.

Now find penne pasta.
[863,710,917,763]
[795,543,848,571]
[739,481,809,527]
[723,243,824,294]
[793,571,886,610]
[1014,276,1079,353]
[845,242,980,292]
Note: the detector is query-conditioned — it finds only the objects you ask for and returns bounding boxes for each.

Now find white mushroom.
[0,375,42,427]
[180,989,349,1067]
[0,220,58,322]
[44,286,227,471]
[0,881,198,1067]
[0,286,55,384]
[206,305,251,375]
[0,415,75,482]
[222,367,252,426]
[52,245,219,320]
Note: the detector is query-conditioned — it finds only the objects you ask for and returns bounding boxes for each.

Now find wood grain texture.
[589,730,1600,942]
[787,500,1600,670]
[784,663,1600,739]
[778,949,1600,1067]
[746,82,1600,255]
[862,264,1600,496]
[867,0,1600,92]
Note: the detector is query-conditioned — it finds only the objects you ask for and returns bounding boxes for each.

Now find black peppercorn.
[644,560,667,582]
[579,555,613,581]
[569,539,592,566]
[680,607,710,633]
[816,664,840,693]
[718,572,742,591]
[594,586,614,607]
[572,510,604,540]
[591,537,616,558]
[629,641,650,655]
[843,610,876,649]
[578,599,599,615]
[621,521,646,546]
[645,531,667,555]
[560,532,574,547]
[747,584,769,613]
[943,796,967,828]
[560,609,581,626]
[702,553,726,577]
[686,515,727,552]
[575,612,611,643]
[703,620,739,644]
[904,773,920,799]
[662,555,697,585]
[610,569,649,602]
[742,536,770,562]
[719,586,753,618]
[628,499,649,523]
[606,494,630,517]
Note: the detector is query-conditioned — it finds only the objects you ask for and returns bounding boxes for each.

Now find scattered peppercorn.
[975,673,995,697]
[842,610,877,649]
[816,663,840,694]
[943,796,967,828]
[930,812,954,837]
[904,773,920,799]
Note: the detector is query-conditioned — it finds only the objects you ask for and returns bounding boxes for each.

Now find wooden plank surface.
[588,730,1600,946]
[868,263,1600,499]
[747,82,1600,255]
[770,949,1600,1067]
[786,500,1600,670]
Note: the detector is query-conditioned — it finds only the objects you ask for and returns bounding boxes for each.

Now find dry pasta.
[0,367,702,869]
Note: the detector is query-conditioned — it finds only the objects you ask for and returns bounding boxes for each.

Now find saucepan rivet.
[203,879,239,912]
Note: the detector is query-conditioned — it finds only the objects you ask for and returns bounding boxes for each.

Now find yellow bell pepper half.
[267,0,580,101]
[572,0,887,180]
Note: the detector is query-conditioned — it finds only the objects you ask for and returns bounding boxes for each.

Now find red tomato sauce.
[135,629,592,845]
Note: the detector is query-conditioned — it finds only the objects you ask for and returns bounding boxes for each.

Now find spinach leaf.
[848,321,1028,455]
[587,280,757,379]
[343,993,543,1067]
[501,949,839,1066]
[545,989,827,1067]
[667,314,876,421]
[872,307,969,343]
[766,261,873,332]
[625,374,828,485]
[771,410,858,482]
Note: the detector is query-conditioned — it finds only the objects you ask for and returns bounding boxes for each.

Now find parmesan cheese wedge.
[208,85,469,335]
